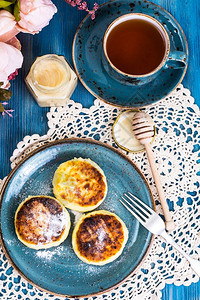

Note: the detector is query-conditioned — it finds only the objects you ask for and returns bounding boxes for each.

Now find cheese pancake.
[53,158,107,212]
[15,195,71,250]
[72,210,128,265]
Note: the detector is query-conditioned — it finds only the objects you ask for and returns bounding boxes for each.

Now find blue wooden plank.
[0,0,199,299]
[153,0,200,107]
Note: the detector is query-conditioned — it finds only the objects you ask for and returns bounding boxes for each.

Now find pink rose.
[6,37,22,51]
[17,0,57,34]
[0,42,23,88]
[0,10,19,43]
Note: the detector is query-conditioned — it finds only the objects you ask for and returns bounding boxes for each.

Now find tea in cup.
[103,13,187,85]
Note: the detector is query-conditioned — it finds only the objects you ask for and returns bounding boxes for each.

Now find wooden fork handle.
[145,143,175,231]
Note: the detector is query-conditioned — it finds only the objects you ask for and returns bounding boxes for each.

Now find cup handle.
[164,51,187,69]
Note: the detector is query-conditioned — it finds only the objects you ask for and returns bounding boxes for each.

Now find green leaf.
[0,88,12,101]
[0,103,5,113]
[4,4,13,13]
[0,0,16,8]
[13,0,20,21]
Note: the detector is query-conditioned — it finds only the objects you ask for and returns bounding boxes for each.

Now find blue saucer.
[73,0,188,108]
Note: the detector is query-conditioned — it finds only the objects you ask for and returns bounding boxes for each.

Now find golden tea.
[106,19,166,75]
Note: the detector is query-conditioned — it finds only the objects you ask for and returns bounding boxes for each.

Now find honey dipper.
[132,112,175,231]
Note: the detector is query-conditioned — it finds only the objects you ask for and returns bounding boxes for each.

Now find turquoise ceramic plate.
[0,139,154,297]
[73,0,188,108]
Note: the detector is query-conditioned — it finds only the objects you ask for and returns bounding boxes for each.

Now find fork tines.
[120,192,152,225]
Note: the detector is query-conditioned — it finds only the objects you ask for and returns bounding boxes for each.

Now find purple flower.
[81,1,88,9]
[88,10,95,20]
[65,0,98,19]
[70,1,77,7]
[2,109,14,117]
[8,69,18,81]
[93,2,99,11]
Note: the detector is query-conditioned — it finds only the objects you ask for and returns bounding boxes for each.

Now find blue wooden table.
[0,0,199,299]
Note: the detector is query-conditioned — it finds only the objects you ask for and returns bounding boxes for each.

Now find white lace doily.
[1,84,200,300]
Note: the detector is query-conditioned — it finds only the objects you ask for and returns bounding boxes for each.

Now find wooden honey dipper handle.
[132,111,175,231]
[145,143,175,231]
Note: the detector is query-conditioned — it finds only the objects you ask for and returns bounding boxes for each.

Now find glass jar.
[25,54,78,107]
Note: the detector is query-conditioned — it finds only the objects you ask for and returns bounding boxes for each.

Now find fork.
[120,192,200,277]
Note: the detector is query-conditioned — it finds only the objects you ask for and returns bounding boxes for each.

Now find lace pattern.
[1,84,200,300]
